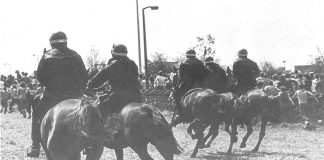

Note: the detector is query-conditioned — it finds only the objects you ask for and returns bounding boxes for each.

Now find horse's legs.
[85,144,104,160]
[190,133,204,158]
[40,141,53,160]
[115,149,123,160]
[203,121,220,148]
[225,121,238,154]
[252,120,267,152]
[131,144,154,160]
[240,121,253,148]
[190,122,206,158]
[187,119,201,139]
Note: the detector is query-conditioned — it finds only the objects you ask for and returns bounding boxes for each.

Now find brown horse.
[40,98,105,160]
[103,103,183,160]
[171,88,235,157]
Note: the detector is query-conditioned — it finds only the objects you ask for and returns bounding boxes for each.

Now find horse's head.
[263,96,282,124]
[276,92,295,106]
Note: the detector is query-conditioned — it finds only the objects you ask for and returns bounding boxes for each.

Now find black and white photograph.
[1,0,324,159]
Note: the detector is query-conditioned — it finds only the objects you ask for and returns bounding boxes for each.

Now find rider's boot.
[172,102,185,126]
[27,141,40,158]
[27,116,41,158]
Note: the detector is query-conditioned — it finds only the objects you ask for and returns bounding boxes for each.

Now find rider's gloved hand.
[84,86,96,98]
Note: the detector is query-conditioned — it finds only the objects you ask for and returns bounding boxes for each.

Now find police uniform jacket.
[87,57,141,94]
[205,63,227,90]
[233,57,260,87]
[37,48,87,96]
[179,57,209,84]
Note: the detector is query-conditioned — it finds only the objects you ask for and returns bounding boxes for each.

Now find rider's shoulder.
[44,49,61,59]
[110,60,118,65]
[44,48,79,59]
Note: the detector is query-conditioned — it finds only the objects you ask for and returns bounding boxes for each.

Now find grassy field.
[1,109,324,160]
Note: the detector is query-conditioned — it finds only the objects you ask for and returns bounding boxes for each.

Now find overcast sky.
[1,0,324,75]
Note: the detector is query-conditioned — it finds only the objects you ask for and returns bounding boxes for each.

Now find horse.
[171,88,235,157]
[103,103,183,160]
[40,98,105,160]
[204,89,283,154]
[197,92,239,154]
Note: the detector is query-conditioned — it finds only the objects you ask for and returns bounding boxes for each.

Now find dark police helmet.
[205,56,214,64]
[49,31,67,44]
[238,49,248,57]
[186,49,196,57]
[111,44,128,56]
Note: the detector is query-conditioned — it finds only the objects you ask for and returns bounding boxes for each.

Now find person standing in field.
[292,84,319,128]
[18,83,28,118]
[0,87,11,114]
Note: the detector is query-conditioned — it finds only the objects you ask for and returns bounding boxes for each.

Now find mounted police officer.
[203,56,228,93]
[232,49,260,94]
[87,44,142,117]
[172,49,209,125]
[27,31,88,157]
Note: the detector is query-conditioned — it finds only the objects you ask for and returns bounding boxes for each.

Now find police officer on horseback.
[232,49,260,94]
[204,56,228,93]
[27,31,88,157]
[87,44,142,117]
[172,49,209,125]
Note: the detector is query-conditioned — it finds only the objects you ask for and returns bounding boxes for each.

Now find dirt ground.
[1,108,324,160]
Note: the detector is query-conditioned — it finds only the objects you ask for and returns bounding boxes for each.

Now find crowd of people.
[0,72,44,117]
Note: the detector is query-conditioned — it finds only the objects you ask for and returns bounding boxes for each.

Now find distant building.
[294,65,318,73]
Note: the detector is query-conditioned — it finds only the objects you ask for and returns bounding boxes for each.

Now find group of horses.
[35,68,292,160]
[169,87,287,158]
[39,96,183,160]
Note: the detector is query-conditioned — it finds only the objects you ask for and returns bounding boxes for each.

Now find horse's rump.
[181,88,222,123]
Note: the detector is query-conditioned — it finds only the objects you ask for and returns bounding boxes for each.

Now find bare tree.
[148,52,174,75]
[86,48,105,69]
[259,60,284,76]
[311,46,324,73]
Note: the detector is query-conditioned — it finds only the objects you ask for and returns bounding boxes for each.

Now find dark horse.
[40,98,105,160]
[171,88,236,157]
[229,89,282,153]
[103,103,183,160]
[201,89,283,154]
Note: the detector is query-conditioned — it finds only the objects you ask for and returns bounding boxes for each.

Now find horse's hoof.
[191,134,199,139]
[240,143,246,148]
[232,136,238,143]
[251,148,258,152]
[190,154,197,158]
[198,145,204,149]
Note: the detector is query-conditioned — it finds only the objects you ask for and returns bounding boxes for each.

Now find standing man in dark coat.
[232,49,260,94]
[27,31,88,157]
[87,44,142,117]
[204,56,228,93]
[172,49,209,125]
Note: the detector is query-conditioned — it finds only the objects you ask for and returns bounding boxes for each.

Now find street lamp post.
[142,6,159,89]
[3,63,11,75]
[33,54,39,63]
[136,0,142,73]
